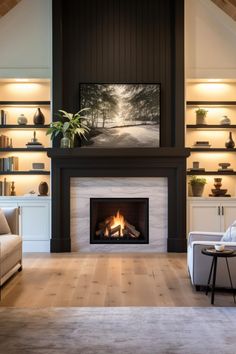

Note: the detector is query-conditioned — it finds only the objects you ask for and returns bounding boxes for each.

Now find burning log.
[125,221,140,238]
[110,225,121,237]
[95,210,141,239]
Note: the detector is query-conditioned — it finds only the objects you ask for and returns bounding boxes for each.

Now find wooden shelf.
[0,148,49,152]
[0,124,50,129]
[190,148,236,152]
[0,101,50,106]
[0,171,50,175]
[187,124,236,129]
[187,170,236,175]
[187,101,236,106]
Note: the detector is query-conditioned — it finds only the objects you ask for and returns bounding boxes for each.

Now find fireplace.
[90,198,149,244]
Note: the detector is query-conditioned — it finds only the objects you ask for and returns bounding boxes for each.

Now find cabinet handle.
[222,206,224,215]
[218,206,220,215]
[18,206,21,215]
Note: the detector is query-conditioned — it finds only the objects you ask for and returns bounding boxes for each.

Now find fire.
[105,210,125,237]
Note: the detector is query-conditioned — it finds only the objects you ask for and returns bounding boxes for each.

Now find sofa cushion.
[0,208,11,235]
[0,234,22,260]
[221,220,236,242]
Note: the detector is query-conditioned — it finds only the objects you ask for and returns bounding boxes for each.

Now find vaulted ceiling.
[0,0,21,18]
[212,0,236,21]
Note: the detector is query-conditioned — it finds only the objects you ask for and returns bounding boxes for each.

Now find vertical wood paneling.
[54,0,184,147]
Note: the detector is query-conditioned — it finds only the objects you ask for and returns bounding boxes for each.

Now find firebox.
[90,198,149,244]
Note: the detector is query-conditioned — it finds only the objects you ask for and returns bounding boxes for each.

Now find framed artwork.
[79,83,160,148]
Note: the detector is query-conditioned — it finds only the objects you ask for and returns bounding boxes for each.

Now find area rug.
[0,307,235,354]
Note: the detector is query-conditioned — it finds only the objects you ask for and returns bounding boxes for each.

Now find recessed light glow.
[15,79,30,82]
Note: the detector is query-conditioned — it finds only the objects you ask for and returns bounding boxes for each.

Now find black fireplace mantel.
[47,147,190,253]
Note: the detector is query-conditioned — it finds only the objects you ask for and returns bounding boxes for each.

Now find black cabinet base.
[51,238,71,253]
[168,238,187,253]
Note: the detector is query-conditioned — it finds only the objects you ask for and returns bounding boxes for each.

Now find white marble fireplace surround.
[70,177,168,252]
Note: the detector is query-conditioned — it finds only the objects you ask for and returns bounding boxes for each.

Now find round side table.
[201,248,236,305]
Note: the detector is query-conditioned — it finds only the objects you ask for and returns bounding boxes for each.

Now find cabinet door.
[20,203,50,240]
[221,203,236,232]
[189,202,221,232]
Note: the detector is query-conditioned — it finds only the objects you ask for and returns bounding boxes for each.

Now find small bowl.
[215,244,225,252]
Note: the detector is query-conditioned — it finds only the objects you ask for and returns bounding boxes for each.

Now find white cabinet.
[0,197,51,252]
[188,198,236,233]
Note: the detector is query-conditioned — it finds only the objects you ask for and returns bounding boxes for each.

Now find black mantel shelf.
[47,147,191,159]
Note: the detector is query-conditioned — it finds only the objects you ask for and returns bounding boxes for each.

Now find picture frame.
[79,83,161,148]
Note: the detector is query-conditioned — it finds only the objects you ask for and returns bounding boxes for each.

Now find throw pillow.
[221,220,236,242]
[0,208,11,235]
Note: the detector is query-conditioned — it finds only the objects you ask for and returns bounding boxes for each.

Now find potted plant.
[189,176,207,197]
[47,109,90,148]
[195,108,208,125]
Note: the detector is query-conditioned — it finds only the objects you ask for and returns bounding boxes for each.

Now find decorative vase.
[214,178,222,190]
[17,114,28,125]
[225,132,235,149]
[33,108,45,125]
[191,183,205,197]
[60,133,74,148]
[38,182,48,196]
[196,114,206,125]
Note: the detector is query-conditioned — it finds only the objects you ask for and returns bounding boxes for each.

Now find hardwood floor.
[0,253,235,307]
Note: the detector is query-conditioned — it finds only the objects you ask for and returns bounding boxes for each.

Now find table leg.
[225,258,236,304]
[206,257,215,296]
[211,256,218,305]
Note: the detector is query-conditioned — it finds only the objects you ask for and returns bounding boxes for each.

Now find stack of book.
[0,135,11,148]
[0,157,19,171]
[26,142,44,149]
[193,141,211,148]
[0,178,11,196]
[0,110,7,125]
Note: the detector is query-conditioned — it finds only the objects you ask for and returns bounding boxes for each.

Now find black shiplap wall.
[53,0,184,147]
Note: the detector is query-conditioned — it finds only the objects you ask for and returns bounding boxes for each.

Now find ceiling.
[0,0,21,18]
[212,0,236,21]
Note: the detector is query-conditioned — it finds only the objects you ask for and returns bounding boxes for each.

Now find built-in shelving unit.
[0,171,50,175]
[0,79,51,196]
[186,80,236,198]
[187,171,236,175]
[187,124,236,129]
[187,101,236,106]
[0,125,50,129]
[0,101,50,106]
[190,148,236,152]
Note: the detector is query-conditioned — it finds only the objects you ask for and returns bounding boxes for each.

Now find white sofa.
[187,231,236,290]
[0,208,22,287]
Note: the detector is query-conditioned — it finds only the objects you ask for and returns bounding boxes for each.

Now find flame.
[104,210,125,237]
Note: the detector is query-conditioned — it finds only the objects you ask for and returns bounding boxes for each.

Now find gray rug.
[0,307,235,354]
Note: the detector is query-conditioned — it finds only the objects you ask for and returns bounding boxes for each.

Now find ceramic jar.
[17,114,28,125]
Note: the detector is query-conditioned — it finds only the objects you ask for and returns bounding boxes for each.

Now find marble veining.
[70,177,168,252]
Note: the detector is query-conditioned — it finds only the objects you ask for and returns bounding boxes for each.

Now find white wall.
[0,0,52,78]
[185,0,236,79]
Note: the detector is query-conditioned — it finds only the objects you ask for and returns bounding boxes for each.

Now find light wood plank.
[0,253,235,307]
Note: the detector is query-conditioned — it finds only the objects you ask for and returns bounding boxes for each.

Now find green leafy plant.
[195,108,208,116]
[46,109,90,142]
[189,176,207,186]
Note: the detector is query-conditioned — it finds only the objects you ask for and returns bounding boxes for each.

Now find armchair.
[0,208,22,287]
[187,231,236,290]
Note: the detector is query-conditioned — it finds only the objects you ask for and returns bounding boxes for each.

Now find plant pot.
[60,133,74,148]
[191,183,205,197]
[196,114,206,125]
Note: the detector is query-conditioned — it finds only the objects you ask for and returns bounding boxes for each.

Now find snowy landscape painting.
[79,83,160,148]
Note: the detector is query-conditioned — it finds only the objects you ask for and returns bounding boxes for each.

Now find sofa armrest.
[188,231,223,247]
[2,208,19,235]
